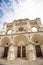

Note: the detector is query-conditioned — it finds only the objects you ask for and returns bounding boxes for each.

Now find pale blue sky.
[0,0,43,31]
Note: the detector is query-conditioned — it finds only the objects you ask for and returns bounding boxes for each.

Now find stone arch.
[32,34,43,57]
[31,27,37,32]
[7,30,12,34]
[1,37,10,46]
[14,35,29,46]
[1,37,11,58]
[31,25,39,32]
[32,34,43,45]
[14,35,29,58]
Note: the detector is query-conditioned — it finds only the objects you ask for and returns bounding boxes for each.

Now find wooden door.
[35,45,42,57]
[3,47,9,58]
[22,46,26,57]
[17,46,21,57]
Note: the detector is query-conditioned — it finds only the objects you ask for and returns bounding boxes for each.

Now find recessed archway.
[14,35,29,58]
[7,30,12,34]
[32,34,43,57]
[1,37,10,59]
[14,35,29,46]
[35,45,42,57]
[32,34,43,45]
[1,37,10,46]
[31,27,37,32]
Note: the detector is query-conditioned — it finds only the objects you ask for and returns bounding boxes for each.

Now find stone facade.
[0,18,43,60]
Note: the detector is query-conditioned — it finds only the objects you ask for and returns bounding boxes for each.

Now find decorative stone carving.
[0,18,43,61]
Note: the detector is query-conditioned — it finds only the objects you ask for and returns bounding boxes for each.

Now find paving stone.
[0,58,43,65]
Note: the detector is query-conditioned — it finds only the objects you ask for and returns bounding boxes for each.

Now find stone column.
[26,45,29,59]
[26,44,36,60]
[7,45,17,60]
[0,40,5,58]
[27,21,31,32]
[0,46,5,58]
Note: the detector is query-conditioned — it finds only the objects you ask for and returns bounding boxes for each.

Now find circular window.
[36,41,38,43]
[6,43,9,45]
[19,27,23,31]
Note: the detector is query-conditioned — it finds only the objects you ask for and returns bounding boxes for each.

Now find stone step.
[0,58,43,65]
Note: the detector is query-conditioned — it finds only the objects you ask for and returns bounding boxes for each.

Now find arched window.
[7,30,12,34]
[31,27,37,32]
[2,32,5,35]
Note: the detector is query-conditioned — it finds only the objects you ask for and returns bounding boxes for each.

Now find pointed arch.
[31,27,37,32]
[32,34,43,45]
[1,37,10,46]
[14,35,29,46]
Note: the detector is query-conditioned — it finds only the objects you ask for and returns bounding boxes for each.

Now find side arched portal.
[1,37,10,59]
[32,34,43,57]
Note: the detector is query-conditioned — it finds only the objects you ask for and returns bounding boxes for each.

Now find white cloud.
[0,0,43,31]
[14,0,43,25]
[0,24,3,31]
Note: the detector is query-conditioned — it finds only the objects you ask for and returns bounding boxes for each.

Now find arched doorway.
[17,46,26,58]
[32,34,43,57]
[35,45,42,57]
[3,47,9,58]
[14,35,29,58]
[1,37,10,59]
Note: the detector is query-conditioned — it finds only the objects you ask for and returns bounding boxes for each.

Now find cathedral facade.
[0,18,43,60]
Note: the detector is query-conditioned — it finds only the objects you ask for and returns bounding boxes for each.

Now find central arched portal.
[14,35,29,58]
[17,46,26,58]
